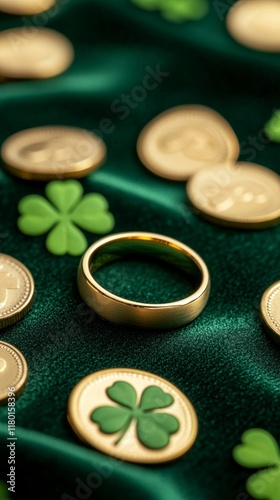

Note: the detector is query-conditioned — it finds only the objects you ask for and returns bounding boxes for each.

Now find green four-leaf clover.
[233,429,280,500]
[91,381,180,449]
[131,0,209,22]
[18,180,115,256]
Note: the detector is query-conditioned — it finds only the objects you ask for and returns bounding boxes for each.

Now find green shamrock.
[131,0,209,22]
[233,429,280,500]
[18,180,115,256]
[264,110,280,142]
[0,481,10,500]
[91,381,180,449]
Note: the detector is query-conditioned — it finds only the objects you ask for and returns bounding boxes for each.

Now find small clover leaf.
[70,194,115,234]
[106,381,138,408]
[139,385,174,411]
[264,110,280,143]
[233,429,280,500]
[18,195,59,235]
[91,406,132,434]
[91,381,179,450]
[131,0,208,22]
[247,468,280,500]
[137,412,179,449]
[18,180,115,256]
[234,429,280,468]
[46,221,88,257]
[46,180,83,213]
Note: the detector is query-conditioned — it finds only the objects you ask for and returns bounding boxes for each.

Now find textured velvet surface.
[0,1,280,499]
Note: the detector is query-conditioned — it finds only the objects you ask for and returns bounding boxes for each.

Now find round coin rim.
[260,281,280,343]
[226,0,280,52]
[0,28,74,80]
[0,341,28,404]
[0,254,35,329]
[137,105,240,181]
[67,368,198,464]
[186,163,280,229]
[0,0,55,15]
[1,126,107,181]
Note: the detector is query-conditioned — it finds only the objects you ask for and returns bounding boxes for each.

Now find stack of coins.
[137,104,280,230]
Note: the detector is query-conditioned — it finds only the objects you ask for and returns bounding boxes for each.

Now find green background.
[0,0,280,498]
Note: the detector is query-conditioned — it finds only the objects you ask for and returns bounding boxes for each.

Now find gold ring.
[77,232,210,329]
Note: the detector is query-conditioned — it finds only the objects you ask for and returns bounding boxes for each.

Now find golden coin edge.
[260,281,280,344]
[0,254,35,329]
[0,341,28,404]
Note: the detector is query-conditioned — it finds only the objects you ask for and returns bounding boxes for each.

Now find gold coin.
[0,254,35,329]
[227,0,280,52]
[68,368,198,464]
[0,341,28,404]
[261,282,280,344]
[187,162,280,229]
[137,105,239,181]
[0,0,55,15]
[0,28,74,79]
[1,126,106,180]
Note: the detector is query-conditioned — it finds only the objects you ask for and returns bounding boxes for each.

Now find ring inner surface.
[89,239,203,304]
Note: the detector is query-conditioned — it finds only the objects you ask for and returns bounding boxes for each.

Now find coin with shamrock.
[68,368,198,463]
[17,180,115,256]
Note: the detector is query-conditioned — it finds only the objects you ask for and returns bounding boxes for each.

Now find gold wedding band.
[77,232,210,329]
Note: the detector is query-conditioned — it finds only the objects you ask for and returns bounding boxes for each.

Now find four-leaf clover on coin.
[233,429,280,500]
[18,180,115,256]
[130,0,209,22]
[91,381,180,449]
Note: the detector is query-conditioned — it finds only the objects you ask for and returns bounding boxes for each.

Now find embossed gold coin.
[137,105,239,181]
[0,341,28,404]
[0,0,55,15]
[261,282,280,344]
[0,28,74,79]
[227,0,280,52]
[68,368,198,464]
[187,162,280,229]
[0,254,34,328]
[1,126,106,180]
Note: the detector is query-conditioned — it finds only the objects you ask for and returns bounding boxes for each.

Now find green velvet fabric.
[0,1,280,499]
